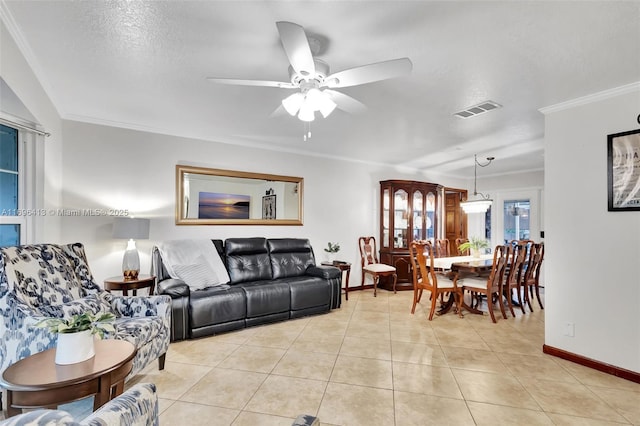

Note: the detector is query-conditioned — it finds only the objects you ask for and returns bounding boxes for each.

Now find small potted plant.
[458,236,490,258]
[36,312,116,364]
[324,242,341,263]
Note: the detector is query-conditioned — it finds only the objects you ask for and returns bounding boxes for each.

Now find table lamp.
[112,217,150,280]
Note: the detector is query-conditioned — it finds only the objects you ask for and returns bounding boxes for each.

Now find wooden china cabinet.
[379,180,443,291]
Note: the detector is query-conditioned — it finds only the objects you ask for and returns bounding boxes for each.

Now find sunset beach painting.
[198,192,250,219]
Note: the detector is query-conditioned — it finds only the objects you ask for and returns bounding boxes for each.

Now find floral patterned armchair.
[0,243,171,409]
[0,382,158,426]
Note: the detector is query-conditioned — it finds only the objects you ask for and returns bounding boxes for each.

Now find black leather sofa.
[152,238,342,341]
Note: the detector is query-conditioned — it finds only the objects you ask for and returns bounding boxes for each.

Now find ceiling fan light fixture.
[282,92,304,116]
[318,92,337,118]
[297,103,315,122]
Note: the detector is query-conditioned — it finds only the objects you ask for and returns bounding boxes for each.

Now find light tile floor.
[126,289,640,425]
[4,289,633,425]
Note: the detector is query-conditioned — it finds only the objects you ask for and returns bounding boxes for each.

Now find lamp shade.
[112,217,150,240]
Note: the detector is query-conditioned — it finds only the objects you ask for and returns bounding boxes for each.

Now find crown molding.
[539,81,640,115]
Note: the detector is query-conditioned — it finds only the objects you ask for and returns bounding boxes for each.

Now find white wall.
[0,19,63,242]
[59,120,470,287]
[543,85,640,373]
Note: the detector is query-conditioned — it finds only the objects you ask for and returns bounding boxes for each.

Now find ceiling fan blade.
[276,21,315,76]
[323,58,413,88]
[207,78,297,89]
[270,104,288,118]
[324,89,367,115]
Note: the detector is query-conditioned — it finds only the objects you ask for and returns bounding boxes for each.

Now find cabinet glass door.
[426,192,436,243]
[382,189,390,248]
[412,191,423,241]
[394,189,409,248]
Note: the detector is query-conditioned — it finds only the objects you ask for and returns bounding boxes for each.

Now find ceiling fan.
[207,21,413,123]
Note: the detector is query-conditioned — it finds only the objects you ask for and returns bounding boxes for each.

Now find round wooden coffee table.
[1,339,136,417]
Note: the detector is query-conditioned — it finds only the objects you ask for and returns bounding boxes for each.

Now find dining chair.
[358,236,397,297]
[409,240,460,320]
[521,242,545,311]
[455,238,469,255]
[457,244,510,323]
[434,239,451,257]
[503,242,527,316]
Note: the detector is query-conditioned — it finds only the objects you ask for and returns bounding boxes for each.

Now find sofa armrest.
[306,265,341,280]
[153,280,191,342]
[82,382,158,426]
[157,278,190,298]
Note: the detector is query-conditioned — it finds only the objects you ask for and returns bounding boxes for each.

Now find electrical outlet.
[564,322,575,337]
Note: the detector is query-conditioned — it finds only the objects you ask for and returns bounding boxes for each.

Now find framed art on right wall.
[608,128,640,211]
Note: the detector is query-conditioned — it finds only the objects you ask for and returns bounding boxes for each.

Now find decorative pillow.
[173,256,223,290]
[1,245,83,309]
[37,293,112,319]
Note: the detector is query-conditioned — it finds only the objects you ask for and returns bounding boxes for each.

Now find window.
[0,124,23,246]
[503,199,530,242]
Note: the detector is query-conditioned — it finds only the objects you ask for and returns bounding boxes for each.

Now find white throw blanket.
[157,239,230,290]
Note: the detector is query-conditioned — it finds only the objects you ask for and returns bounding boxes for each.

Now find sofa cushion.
[284,276,332,311]
[268,239,316,280]
[189,285,246,328]
[236,280,290,317]
[1,245,83,309]
[225,238,273,284]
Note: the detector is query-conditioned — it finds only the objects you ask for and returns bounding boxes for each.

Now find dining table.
[431,254,494,317]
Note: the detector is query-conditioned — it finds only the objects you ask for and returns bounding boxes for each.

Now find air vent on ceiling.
[454,100,502,119]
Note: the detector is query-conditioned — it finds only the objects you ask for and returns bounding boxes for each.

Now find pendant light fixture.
[460,154,495,214]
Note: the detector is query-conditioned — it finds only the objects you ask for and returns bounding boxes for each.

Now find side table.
[321,261,352,300]
[1,340,136,417]
[104,274,156,296]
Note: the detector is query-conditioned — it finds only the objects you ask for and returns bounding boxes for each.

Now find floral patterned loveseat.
[0,243,171,408]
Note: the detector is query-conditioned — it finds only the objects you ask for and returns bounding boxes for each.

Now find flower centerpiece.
[324,242,341,263]
[458,236,490,258]
[36,312,116,364]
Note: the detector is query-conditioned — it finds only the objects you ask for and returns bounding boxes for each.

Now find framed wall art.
[262,194,276,219]
[607,128,640,211]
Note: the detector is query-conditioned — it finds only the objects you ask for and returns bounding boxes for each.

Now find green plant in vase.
[36,311,117,364]
[458,236,490,258]
[324,242,341,263]
[36,311,116,338]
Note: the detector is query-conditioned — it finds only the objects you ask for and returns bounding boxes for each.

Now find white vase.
[471,248,481,259]
[55,329,95,364]
[326,252,338,263]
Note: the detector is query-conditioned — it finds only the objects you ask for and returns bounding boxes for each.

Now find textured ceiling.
[2,1,639,178]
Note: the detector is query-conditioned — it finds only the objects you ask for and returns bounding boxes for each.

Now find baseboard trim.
[543,344,640,384]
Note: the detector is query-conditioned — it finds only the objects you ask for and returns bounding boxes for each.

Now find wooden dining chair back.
[434,239,451,258]
[358,236,397,297]
[409,240,459,320]
[503,242,527,316]
[455,238,469,255]
[458,244,510,323]
[521,242,544,311]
